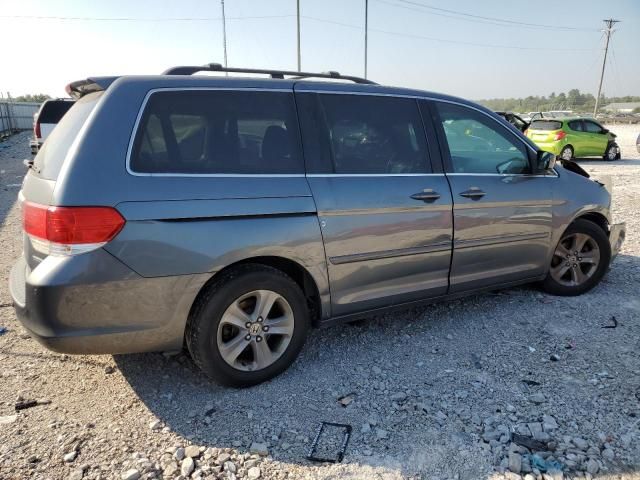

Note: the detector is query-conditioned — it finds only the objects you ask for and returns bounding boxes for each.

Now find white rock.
[375,428,389,440]
[64,451,78,462]
[121,469,141,480]
[149,420,162,431]
[247,466,261,479]
[181,457,195,476]
[217,452,231,464]
[185,445,200,458]
[224,460,237,473]
[0,414,17,425]
[528,393,546,404]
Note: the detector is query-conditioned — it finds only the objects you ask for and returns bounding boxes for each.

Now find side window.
[435,102,530,175]
[568,120,583,132]
[130,91,303,174]
[317,94,430,174]
[583,121,603,133]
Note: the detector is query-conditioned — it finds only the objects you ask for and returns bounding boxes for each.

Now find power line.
[0,13,296,22]
[386,0,599,32]
[302,16,598,52]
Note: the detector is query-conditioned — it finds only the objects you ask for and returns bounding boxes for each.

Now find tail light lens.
[554,131,567,141]
[23,202,125,256]
[524,129,529,136]
[34,121,41,139]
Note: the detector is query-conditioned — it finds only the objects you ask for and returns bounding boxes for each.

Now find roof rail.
[162,63,377,85]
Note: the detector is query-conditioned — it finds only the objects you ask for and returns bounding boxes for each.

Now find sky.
[1,0,639,100]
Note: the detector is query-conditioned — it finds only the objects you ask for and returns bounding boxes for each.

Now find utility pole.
[221,0,228,70]
[296,0,301,71]
[593,18,619,117]
[364,0,368,79]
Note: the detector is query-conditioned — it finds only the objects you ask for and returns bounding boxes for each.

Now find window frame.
[126,87,306,178]
[428,100,548,177]
[583,119,604,134]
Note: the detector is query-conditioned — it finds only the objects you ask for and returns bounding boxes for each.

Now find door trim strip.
[329,241,451,265]
[454,232,549,249]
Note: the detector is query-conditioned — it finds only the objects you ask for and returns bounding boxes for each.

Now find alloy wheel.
[550,233,601,287]
[216,289,295,371]
[607,145,617,160]
[561,147,573,161]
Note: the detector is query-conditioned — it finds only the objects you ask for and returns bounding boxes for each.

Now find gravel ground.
[0,126,639,480]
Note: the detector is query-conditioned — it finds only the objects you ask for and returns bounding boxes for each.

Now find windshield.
[33,92,103,180]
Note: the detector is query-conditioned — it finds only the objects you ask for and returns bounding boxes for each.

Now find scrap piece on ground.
[307,422,352,463]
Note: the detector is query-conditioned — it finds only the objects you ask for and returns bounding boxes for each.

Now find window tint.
[436,102,530,175]
[567,120,583,132]
[317,94,429,174]
[38,100,74,123]
[130,91,303,174]
[530,120,563,131]
[583,121,603,133]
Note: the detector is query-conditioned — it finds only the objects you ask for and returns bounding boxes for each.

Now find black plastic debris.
[512,433,547,451]
[307,422,352,463]
[601,316,618,329]
[0,326,7,336]
[15,399,51,411]
[522,379,541,387]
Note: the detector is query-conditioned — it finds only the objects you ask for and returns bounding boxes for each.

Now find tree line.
[477,90,640,113]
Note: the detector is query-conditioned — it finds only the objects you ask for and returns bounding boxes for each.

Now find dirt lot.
[1,126,639,480]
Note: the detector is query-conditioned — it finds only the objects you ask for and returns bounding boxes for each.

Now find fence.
[0,101,40,136]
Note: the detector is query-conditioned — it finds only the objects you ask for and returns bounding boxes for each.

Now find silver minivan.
[9,64,625,387]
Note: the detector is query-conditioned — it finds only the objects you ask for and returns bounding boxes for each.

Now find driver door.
[425,100,554,292]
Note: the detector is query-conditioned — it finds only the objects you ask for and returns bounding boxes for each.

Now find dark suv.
[9,64,625,387]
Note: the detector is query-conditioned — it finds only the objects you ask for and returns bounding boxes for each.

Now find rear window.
[530,120,562,131]
[129,90,303,174]
[33,93,102,180]
[38,100,74,123]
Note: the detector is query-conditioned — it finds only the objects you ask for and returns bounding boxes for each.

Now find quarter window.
[436,102,530,175]
[130,91,303,174]
[317,94,429,174]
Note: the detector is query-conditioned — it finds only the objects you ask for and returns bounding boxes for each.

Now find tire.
[542,219,611,296]
[186,264,310,387]
[559,145,574,161]
[603,142,619,161]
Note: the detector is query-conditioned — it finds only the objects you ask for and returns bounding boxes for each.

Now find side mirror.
[536,150,556,172]
[601,128,609,134]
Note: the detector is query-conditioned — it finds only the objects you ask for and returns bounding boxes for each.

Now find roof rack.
[162,63,377,85]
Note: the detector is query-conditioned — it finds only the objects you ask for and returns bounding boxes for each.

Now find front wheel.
[186,265,310,387]
[604,142,619,161]
[542,219,611,296]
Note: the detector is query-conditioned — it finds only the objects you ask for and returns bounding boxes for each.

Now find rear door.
[426,100,553,293]
[582,120,608,156]
[295,88,453,316]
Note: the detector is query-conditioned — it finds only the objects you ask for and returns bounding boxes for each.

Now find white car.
[30,99,74,154]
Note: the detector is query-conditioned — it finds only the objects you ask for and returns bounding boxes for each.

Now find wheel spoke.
[554,242,571,258]
[254,290,279,320]
[551,263,571,280]
[570,266,588,285]
[251,339,274,370]
[579,253,599,265]
[574,233,591,253]
[221,303,252,329]
[219,334,249,364]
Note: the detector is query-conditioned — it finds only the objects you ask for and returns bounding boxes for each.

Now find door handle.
[411,189,441,202]
[459,188,486,199]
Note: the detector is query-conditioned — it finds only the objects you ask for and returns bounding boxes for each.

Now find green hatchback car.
[526,118,620,161]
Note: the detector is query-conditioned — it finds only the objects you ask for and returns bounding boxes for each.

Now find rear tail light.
[524,129,529,136]
[23,202,125,256]
[554,131,567,141]
[34,121,41,139]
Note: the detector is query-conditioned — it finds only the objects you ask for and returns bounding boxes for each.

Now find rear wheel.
[542,219,610,296]
[559,145,574,161]
[186,265,310,387]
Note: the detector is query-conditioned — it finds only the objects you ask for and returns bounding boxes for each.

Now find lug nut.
[573,264,577,268]
[257,317,263,323]
[256,336,262,342]
[565,262,570,266]
[262,325,269,332]
[245,322,252,328]
[245,334,251,341]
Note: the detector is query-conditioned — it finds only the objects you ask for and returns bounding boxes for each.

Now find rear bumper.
[8,251,208,355]
[609,222,625,260]
[531,141,563,156]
